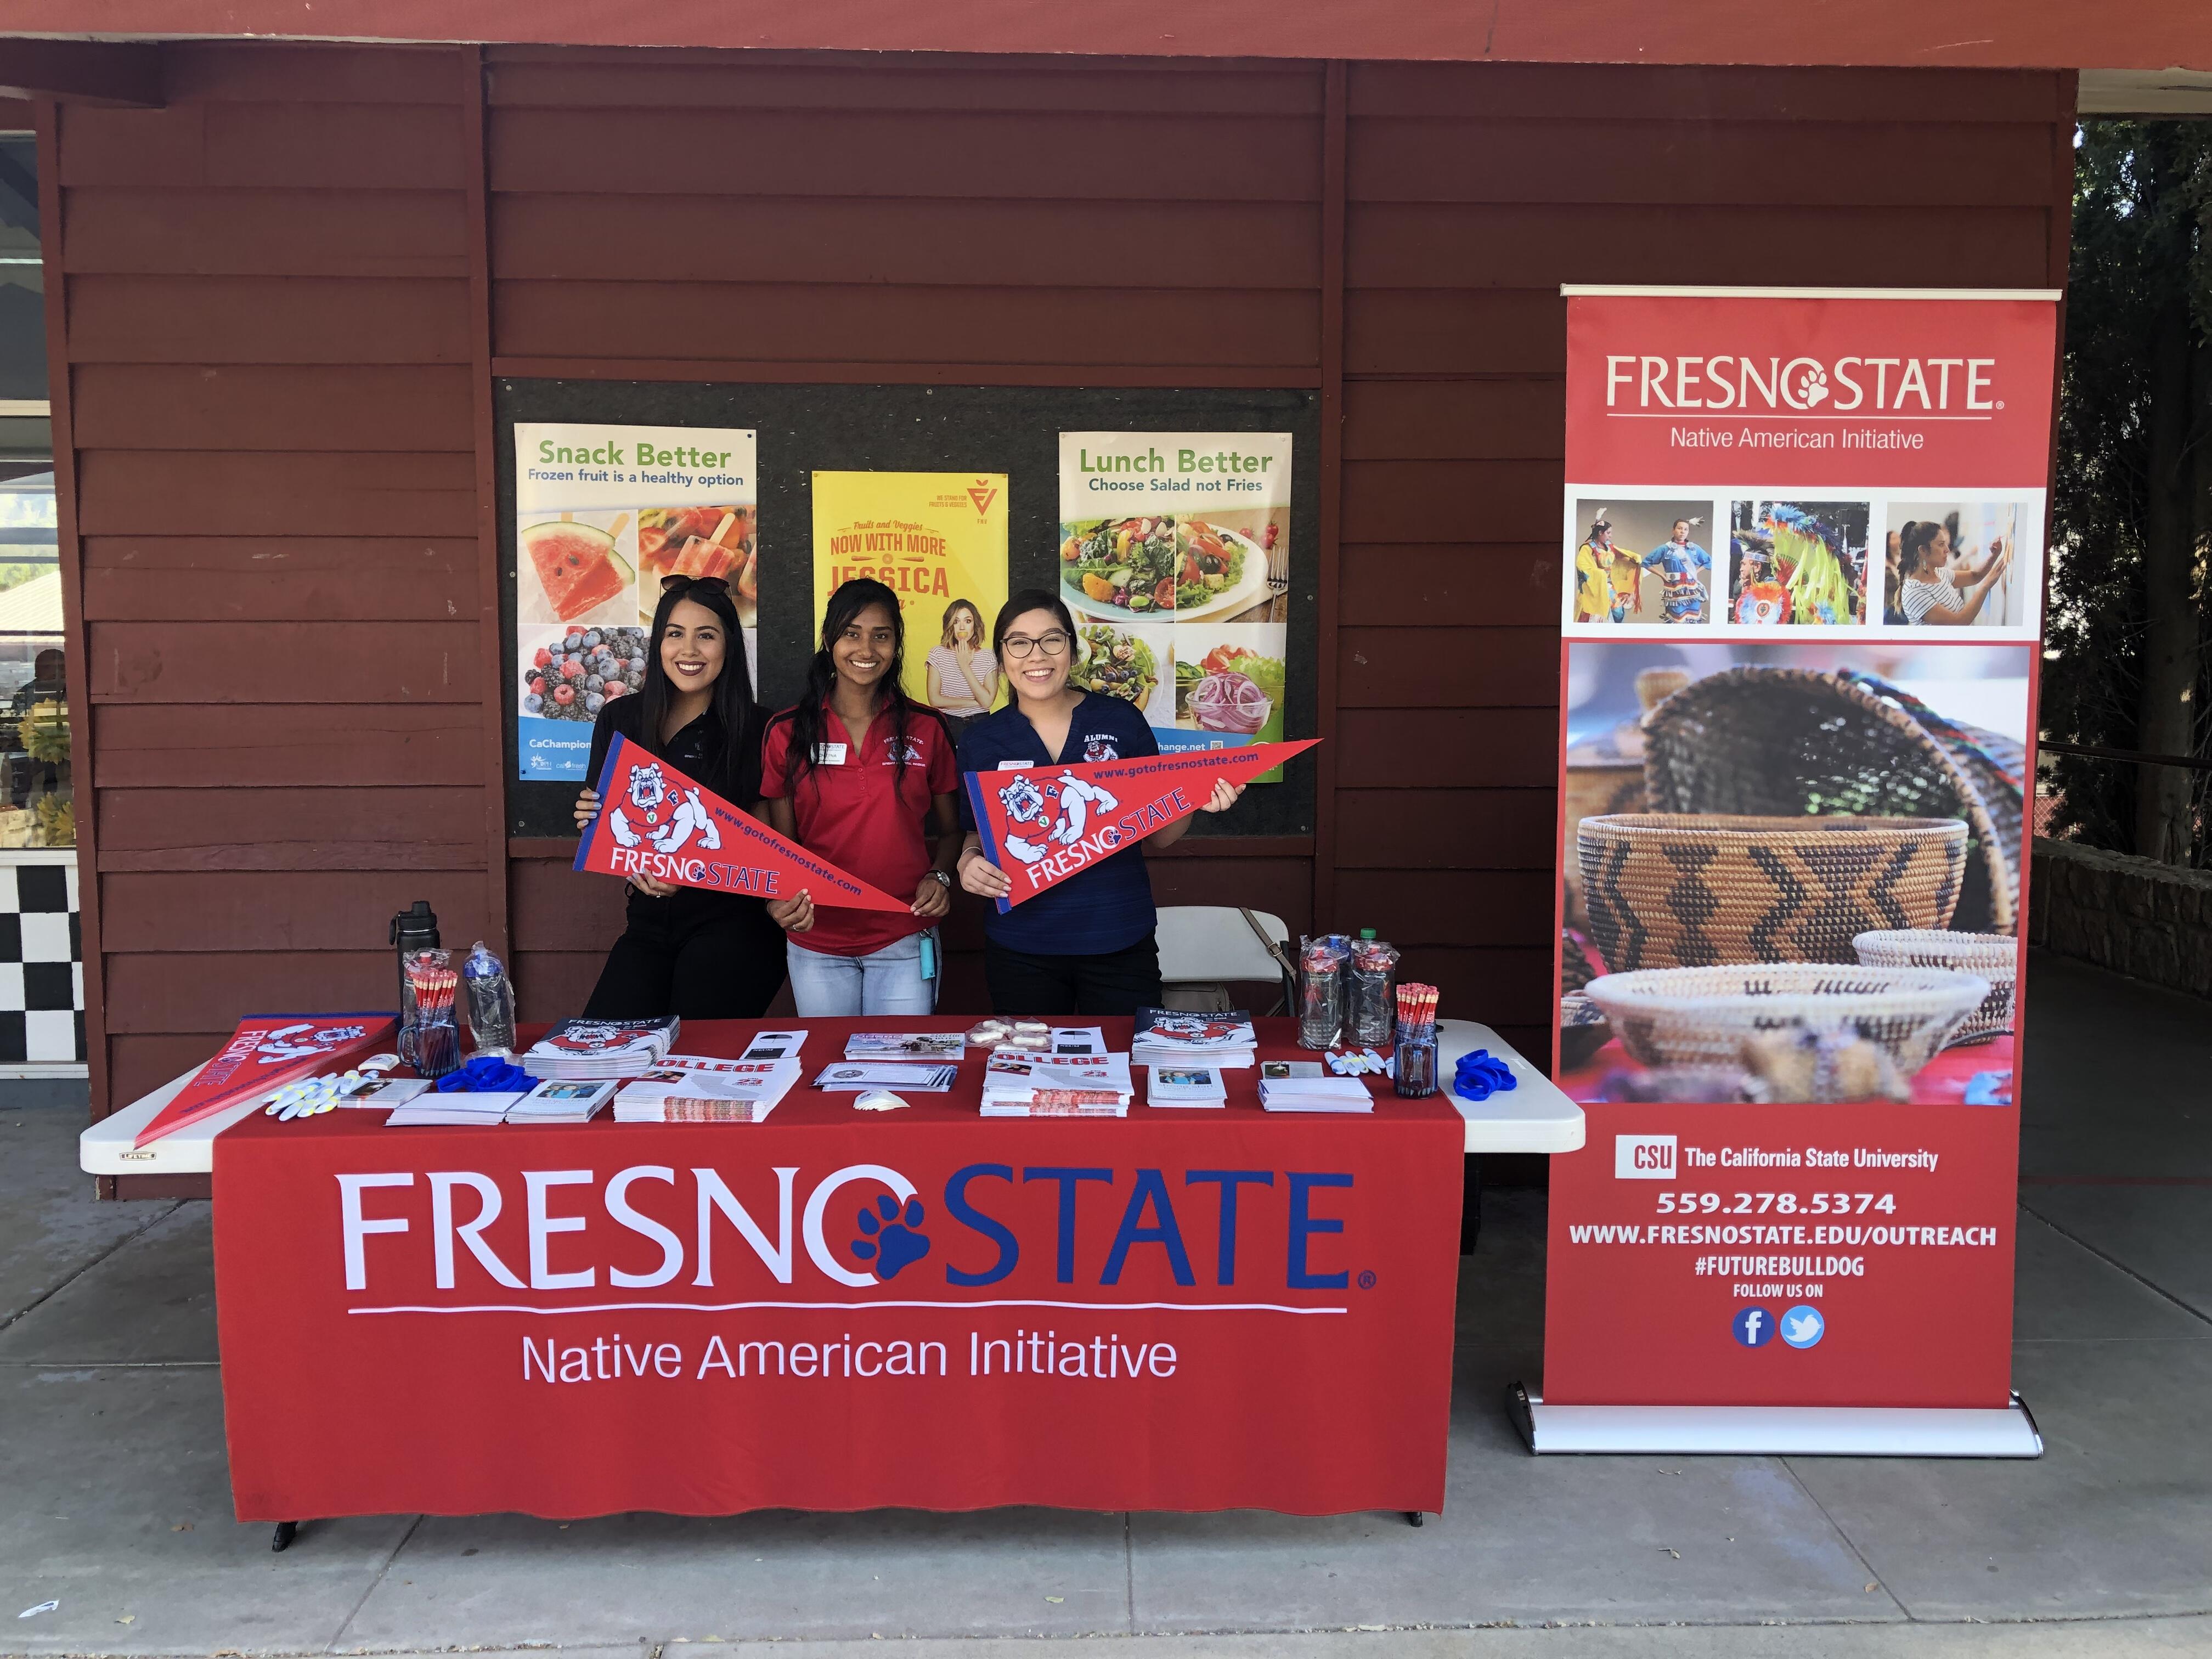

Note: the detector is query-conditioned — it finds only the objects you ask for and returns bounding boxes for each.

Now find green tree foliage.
[2045,120,2212,865]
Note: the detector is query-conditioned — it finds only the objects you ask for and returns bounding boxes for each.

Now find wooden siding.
[52,44,2075,1136]
[56,43,488,1112]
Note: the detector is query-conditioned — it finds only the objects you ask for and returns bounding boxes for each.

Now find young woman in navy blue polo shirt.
[956,589,1243,1015]
[759,579,962,1015]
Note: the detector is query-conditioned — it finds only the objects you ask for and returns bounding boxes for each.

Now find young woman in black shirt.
[570,575,786,1019]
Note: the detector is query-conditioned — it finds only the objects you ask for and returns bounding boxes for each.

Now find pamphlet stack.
[524,1017,680,1081]
[1132,1008,1256,1070]
[614,1059,802,1122]
[981,1051,1135,1117]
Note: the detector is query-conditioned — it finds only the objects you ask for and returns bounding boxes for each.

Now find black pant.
[983,933,1162,1017]
[584,892,786,1022]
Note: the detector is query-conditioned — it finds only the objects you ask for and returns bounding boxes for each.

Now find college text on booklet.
[135,1014,397,1147]
[1545,287,2057,1421]
[964,738,1318,909]
[575,731,909,912]
[210,1050,1463,1518]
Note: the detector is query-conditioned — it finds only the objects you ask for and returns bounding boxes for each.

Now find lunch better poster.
[1545,289,2057,1423]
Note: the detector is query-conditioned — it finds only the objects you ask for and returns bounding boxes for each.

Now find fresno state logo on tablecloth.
[607,760,719,857]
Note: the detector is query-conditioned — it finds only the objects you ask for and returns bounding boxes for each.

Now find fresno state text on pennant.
[965,740,1317,910]
[577,731,910,912]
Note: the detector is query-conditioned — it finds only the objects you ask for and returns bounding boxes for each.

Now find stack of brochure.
[523,1016,680,1081]
[844,1031,968,1061]
[1145,1064,1228,1108]
[1131,1008,1255,1070]
[1257,1074,1375,1114]
[384,1092,526,1127]
[614,1058,802,1122]
[506,1079,616,1124]
[981,1050,1134,1117]
[815,1062,960,1093]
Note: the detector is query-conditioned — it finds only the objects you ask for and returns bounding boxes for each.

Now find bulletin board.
[496,380,1321,839]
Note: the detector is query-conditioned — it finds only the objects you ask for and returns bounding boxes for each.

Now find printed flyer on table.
[1058,431,1293,781]
[513,422,759,781]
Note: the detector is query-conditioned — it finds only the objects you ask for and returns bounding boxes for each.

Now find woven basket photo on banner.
[1637,667,2024,935]
[1578,813,1968,973]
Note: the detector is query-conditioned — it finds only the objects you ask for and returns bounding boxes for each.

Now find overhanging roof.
[0,0,2208,70]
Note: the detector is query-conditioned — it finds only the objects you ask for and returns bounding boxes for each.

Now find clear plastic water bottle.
[1349,930,1400,1047]
[463,940,517,1057]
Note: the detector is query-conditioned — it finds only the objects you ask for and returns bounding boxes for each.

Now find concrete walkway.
[2,951,2208,1657]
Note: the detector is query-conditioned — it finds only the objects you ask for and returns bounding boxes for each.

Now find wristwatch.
[928,869,954,890]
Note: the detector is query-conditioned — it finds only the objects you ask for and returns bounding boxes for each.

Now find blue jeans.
[786,930,937,1017]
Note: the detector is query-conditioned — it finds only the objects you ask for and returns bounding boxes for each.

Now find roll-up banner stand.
[1527,287,2060,1457]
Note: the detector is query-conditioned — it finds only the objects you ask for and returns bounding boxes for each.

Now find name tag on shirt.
[812,743,849,766]
[993,760,1033,771]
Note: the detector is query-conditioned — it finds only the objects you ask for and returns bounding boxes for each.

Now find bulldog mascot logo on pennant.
[606,759,720,858]
[997,770,1121,868]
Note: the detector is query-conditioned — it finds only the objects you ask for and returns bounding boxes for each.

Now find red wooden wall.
[44,43,2075,1139]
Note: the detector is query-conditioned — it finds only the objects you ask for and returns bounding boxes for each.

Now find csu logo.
[1733,1306,1776,1347]
[1615,1134,1677,1180]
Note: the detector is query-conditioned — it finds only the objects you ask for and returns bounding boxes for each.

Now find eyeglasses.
[1001,631,1070,659]
[661,574,730,595]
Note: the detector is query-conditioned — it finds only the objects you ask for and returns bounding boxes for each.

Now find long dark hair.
[775,578,944,800]
[1899,520,1943,579]
[638,577,758,785]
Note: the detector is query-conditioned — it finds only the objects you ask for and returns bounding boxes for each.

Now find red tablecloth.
[212,1017,1464,1521]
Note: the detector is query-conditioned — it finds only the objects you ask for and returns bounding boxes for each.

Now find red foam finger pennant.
[575,731,910,913]
[964,738,1318,910]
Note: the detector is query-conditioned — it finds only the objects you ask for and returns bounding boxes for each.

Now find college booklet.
[507,1079,617,1124]
[613,1059,802,1122]
[384,1092,527,1127]
[1131,1009,1256,1069]
[843,1031,967,1061]
[981,1051,1135,1116]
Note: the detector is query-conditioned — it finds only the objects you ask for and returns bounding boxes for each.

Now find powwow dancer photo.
[1572,510,1645,624]
[1639,517,1712,623]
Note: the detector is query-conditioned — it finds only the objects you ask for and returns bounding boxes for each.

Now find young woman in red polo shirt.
[759,579,963,1014]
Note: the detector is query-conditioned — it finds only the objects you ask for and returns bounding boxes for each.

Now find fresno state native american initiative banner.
[576,732,909,912]
[1546,289,2057,1420]
[210,1055,1464,1519]
[966,740,1317,910]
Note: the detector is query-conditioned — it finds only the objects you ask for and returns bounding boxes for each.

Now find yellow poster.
[811,471,1009,718]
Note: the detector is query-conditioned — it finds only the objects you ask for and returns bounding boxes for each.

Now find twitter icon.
[1781,1306,1826,1348]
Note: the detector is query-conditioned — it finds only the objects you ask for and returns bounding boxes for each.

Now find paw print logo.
[1788,363,1830,408]
[852,1194,932,1280]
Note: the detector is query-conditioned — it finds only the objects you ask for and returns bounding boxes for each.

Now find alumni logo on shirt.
[1083,736,1120,762]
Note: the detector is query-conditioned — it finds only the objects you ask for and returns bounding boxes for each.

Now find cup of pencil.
[398,949,461,1079]
[1393,982,1439,1098]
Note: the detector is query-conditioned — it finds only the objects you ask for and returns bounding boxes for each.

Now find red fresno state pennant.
[575,731,910,913]
[965,739,1318,910]
[136,1013,397,1147]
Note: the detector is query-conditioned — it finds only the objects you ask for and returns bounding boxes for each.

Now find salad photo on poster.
[1058,432,1295,780]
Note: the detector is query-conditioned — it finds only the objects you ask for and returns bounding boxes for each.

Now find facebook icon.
[1733,1306,1777,1347]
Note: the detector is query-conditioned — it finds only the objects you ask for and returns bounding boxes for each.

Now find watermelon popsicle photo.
[520,511,637,626]
[636,504,758,626]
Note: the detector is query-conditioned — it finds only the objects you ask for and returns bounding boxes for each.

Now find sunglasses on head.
[661,574,731,595]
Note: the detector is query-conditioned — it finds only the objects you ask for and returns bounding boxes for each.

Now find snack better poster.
[513,424,759,782]
[810,472,1008,718]
[1547,289,2057,1414]
[1058,432,1293,781]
